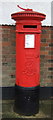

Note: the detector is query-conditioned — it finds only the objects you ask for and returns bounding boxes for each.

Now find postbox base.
[14,84,40,116]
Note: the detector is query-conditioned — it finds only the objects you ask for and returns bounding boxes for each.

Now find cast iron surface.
[14,85,40,116]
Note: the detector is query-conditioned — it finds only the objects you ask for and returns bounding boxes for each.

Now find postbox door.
[16,32,40,87]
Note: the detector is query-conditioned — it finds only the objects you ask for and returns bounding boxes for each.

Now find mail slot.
[11,5,46,116]
[23,25,37,28]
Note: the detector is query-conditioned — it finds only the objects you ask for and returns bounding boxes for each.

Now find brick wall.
[40,26,53,86]
[0,25,53,87]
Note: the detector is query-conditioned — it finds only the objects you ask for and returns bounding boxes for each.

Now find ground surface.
[0,100,53,119]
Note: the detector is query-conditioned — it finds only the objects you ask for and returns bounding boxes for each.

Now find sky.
[0,0,53,26]
[0,0,52,2]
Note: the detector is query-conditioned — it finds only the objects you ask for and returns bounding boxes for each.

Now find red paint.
[11,6,46,87]
[17,5,33,11]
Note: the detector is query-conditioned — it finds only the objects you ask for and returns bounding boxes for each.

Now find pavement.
[0,99,52,119]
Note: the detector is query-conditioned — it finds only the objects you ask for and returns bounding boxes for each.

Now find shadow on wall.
[1,86,52,100]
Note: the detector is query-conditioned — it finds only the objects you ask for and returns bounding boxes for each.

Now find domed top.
[11,5,46,21]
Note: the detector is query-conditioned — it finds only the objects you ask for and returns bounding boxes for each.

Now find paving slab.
[1,100,52,119]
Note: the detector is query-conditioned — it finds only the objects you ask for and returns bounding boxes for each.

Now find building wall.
[1,25,53,87]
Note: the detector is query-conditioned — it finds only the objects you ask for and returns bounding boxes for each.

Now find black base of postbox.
[14,84,40,116]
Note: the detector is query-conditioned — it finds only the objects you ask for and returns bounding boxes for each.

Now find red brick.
[41,43,48,47]
[2,25,11,28]
[2,42,11,46]
[0,30,2,32]
[41,34,50,39]
[44,63,53,67]
[46,47,53,50]
[2,34,10,38]
[0,26,2,29]
[51,31,53,34]
[10,30,15,32]
[45,55,53,59]
[40,51,48,55]
[0,41,2,45]
[47,30,51,34]
[46,39,51,42]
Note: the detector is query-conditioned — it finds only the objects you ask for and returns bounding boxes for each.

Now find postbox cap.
[11,5,46,21]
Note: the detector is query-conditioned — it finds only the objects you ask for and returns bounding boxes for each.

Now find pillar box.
[11,5,46,116]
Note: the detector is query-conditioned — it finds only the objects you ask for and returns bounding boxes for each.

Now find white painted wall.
[0,1,52,26]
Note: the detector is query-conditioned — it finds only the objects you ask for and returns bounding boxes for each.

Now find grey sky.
[0,1,52,25]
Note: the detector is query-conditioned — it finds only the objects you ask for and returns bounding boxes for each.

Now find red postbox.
[11,5,46,115]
